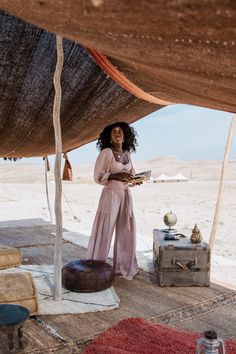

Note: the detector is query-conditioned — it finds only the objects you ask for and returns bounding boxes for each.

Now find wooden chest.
[153,229,210,287]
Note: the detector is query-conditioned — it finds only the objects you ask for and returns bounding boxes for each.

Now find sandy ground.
[0,158,235,287]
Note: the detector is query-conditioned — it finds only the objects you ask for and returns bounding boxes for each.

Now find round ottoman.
[62,259,115,293]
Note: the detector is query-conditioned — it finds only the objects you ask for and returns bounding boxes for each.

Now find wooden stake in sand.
[52,36,64,301]
[209,114,236,250]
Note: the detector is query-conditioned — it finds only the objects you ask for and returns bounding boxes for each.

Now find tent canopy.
[173,173,189,181]
[0,11,157,158]
[0,1,236,157]
[155,173,189,182]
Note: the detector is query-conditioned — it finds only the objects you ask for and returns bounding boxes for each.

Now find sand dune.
[1,156,236,183]
[134,156,236,181]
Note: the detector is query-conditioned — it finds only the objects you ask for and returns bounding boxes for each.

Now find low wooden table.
[0,304,29,351]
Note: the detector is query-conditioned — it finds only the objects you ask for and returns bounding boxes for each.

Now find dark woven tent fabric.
[0,1,236,157]
[0,11,157,158]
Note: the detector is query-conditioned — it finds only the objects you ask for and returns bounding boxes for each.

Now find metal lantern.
[196,330,225,354]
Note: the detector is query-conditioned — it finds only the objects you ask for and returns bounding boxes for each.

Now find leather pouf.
[62,260,115,293]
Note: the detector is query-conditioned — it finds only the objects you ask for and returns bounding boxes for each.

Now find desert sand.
[0,157,235,287]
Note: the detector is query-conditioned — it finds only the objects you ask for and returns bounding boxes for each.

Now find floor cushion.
[0,272,38,315]
[0,245,21,269]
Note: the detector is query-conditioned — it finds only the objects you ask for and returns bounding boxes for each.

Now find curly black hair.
[96,121,138,153]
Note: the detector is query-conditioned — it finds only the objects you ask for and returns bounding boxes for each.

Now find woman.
[87,121,140,280]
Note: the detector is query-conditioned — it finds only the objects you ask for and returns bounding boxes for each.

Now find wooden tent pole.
[53,36,64,301]
[209,114,236,250]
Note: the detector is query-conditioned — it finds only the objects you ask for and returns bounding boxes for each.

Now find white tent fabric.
[155,173,171,182]
[154,173,189,183]
[172,173,189,182]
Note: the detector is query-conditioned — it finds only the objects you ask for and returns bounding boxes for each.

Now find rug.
[1,265,119,315]
[82,317,236,354]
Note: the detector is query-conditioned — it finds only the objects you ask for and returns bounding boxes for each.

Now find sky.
[63,104,235,165]
[1,104,235,165]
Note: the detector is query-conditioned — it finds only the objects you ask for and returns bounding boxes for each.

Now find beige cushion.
[0,272,38,315]
[0,245,21,269]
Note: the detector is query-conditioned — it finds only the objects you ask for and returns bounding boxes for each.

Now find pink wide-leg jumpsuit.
[87,148,138,280]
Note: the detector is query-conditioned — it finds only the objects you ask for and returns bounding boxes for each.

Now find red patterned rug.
[83,317,236,354]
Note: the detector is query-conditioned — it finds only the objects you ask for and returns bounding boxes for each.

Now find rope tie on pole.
[43,156,53,223]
